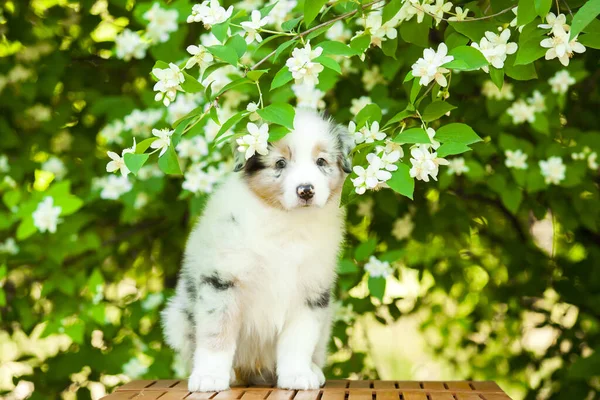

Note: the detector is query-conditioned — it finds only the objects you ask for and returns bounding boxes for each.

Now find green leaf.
[569,347,600,379]
[338,259,359,275]
[350,34,371,54]
[517,0,537,26]
[514,31,547,65]
[247,69,269,81]
[281,16,303,31]
[570,0,600,39]
[410,79,421,104]
[259,1,278,17]
[382,36,398,58]
[436,142,472,157]
[435,123,482,145]
[124,153,149,175]
[445,46,489,71]
[356,104,382,128]
[274,40,298,62]
[226,34,247,58]
[400,16,431,47]
[271,67,294,90]
[578,32,600,49]
[422,101,457,122]
[382,0,403,23]
[355,238,377,261]
[490,67,504,89]
[449,20,496,42]
[314,55,341,74]
[207,45,239,66]
[136,137,158,153]
[181,71,204,93]
[304,0,328,25]
[403,71,414,83]
[534,0,552,17]
[257,103,295,130]
[386,164,414,200]
[211,21,230,43]
[385,108,414,127]
[55,195,83,216]
[317,41,359,56]
[215,111,245,142]
[202,62,228,82]
[368,276,386,300]
[213,77,253,100]
[393,128,431,145]
[158,145,182,175]
[505,54,537,80]
[17,217,36,240]
[268,126,291,142]
[501,186,523,214]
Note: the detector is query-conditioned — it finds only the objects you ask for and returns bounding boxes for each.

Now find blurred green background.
[1,0,600,399]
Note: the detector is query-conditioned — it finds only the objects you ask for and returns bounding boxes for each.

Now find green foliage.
[1,1,600,400]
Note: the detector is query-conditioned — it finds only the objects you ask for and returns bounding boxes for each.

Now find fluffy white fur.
[162,109,352,392]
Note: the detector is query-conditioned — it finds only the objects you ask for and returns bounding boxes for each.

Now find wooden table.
[101,380,512,400]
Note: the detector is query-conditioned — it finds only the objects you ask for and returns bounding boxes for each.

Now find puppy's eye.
[316,158,328,167]
[275,159,287,169]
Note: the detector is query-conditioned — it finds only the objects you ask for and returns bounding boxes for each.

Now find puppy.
[161,108,353,392]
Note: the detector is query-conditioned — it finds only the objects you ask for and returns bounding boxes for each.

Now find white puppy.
[161,108,353,392]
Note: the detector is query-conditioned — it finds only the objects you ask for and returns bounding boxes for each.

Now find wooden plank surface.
[103,380,513,400]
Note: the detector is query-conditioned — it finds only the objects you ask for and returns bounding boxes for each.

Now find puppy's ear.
[332,123,355,174]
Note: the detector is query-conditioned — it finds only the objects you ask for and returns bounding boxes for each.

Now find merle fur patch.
[306,290,331,308]
[202,273,235,291]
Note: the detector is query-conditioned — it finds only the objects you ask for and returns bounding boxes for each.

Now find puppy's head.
[235,108,353,210]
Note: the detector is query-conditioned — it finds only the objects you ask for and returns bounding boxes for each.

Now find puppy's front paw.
[277,369,322,390]
[311,363,325,386]
[188,370,230,392]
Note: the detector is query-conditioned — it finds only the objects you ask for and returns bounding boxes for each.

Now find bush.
[1,0,599,399]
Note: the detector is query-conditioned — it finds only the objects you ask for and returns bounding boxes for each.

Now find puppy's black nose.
[296,184,315,200]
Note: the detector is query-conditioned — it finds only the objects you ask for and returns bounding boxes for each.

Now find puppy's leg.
[188,273,241,392]
[276,306,326,390]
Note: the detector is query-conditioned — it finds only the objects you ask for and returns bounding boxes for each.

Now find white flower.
[142,292,164,310]
[124,109,164,137]
[351,154,393,194]
[364,255,393,278]
[42,157,67,180]
[472,29,518,72]
[0,154,10,173]
[350,96,372,115]
[151,128,174,157]
[176,136,209,162]
[448,6,469,21]
[447,157,469,175]
[144,3,179,44]
[425,127,440,150]
[241,10,269,44]
[292,83,326,110]
[185,44,214,70]
[115,29,148,61]
[588,152,598,170]
[362,66,385,91]
[182,164,218,194]
[152,63,185,106]
[99,120,125,144]
[106,139,136,176]
[100,175,133,199]
[237,122,269,160]
[200,32,221,47]
[409,144,449,182]
[167,94,201,124]
[392,214,414,241]
[508,7,525,32]
[505,149,528,170]
[26,104,52,122]
[540,28,586,67]
[265,0,297,27]
[482,80,514,100]
[202,64,238,92]
[246,101,261,121]
[365,13,398,47]
[361,121,386,143]
[285,42,324,87]
[538,12,569,34]
[122,357,148,378]
[32,197,62,234]
[411,42,453,87]
[0,238,19,255]
[376,149,401,171]
[507,99,536,124]
[7,65,33,83]
[539,157,566,185]
[326,21,352,42]
[548,69,575,94]
[424,0,453,25]
[527,90,546,113]
[187,0,233,27]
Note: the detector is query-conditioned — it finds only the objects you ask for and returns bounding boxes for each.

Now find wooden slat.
[293,390,321,400]
[403,394,427,400]
[428,394,454,400]
[185,392,217,400]
[349,381,371,388]
[375,390,399,400]
[373,381,395,389]
[266,390,295,400]
[482,395,512,400]
[240,390,270,400]
[348,391,372,400]
[455,395,482,400]
[321,390,346,400]
[422,382,445,390]
[324,380,348,388]
[102,393,138,400]
[151,380,182,389]
[471,382,502,392]
[160,392,194,400]
[116,380,157,391]
[214,390,243,400]
[396,382,421,390]
[445,381,473,391]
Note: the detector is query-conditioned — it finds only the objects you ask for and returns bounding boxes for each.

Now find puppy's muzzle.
[296,184,315,200]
